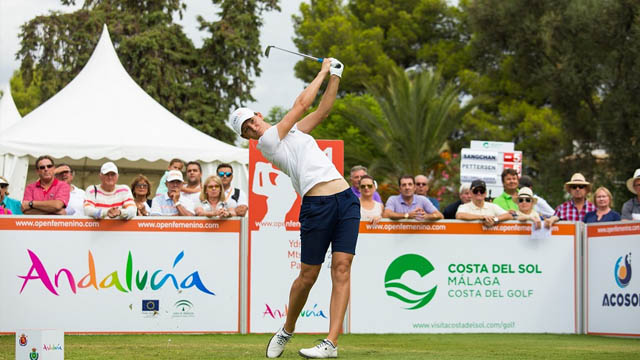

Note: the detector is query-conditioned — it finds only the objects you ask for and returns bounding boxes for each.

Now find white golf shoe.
[298,339,338,358]
[266,326,293,358]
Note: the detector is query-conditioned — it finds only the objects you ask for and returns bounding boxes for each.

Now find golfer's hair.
[360,175,374,184]
[459,183,470,193]
[186,161,202,172]
[216,163,233,173]
[35,155,55,169]
[350,165,368,175]
[398,175,415,186]
[501,168,519,181]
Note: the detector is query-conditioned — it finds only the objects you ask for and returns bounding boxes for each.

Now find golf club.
[264,45,342,68]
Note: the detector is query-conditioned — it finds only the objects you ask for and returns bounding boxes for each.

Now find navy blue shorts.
[299,188,360,265]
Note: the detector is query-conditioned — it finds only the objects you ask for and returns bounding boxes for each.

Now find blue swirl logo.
[614,253,632,288]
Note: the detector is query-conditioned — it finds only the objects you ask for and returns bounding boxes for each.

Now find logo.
[142,299,159,311]
[29,348,39,360]
[172,299,195,318]
[18,334,27,346]
[384,254,437,310]
[614,253,632,288]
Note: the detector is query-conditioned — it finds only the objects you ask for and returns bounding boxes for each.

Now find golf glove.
[330,58,344,78]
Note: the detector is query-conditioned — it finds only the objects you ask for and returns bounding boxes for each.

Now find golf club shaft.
[268,46,322,62]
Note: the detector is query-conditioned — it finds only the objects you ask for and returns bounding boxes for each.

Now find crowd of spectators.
[0,155,248,220]
[1,156,639,225]
[350,164,640,226]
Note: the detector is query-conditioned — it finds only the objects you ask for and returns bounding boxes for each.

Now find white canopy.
[0,25,247,199]
[0,84,21,132]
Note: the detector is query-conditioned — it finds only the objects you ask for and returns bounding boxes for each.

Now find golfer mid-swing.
[229,58,359,359]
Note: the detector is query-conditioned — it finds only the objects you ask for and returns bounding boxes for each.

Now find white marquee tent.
[0,25,248,199]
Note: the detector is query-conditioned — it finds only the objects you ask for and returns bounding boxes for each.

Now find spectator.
[456,179,512,227]
[182,161,203,205]
[349,165,382,203]
[414,174,440,210]
[493,168,519,213]
[131,175,152,216]
[551,173,595,222]
[518,175,554,218]
[443,183,472,219]
[195,175,235,218]
[22,155,69,215]
[217,163,248,217]
[383,175,443,221]
[150,170,195,216]
[54,163,85,216]
[515,187,542,229]
[621,168,640,221]
[359,175,383,224]
[84,162,136,219]
[0,176,22,214]
[584,187,621,223]
[155,158,185,196]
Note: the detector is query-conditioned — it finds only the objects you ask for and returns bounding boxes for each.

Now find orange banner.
[0,217,241,233]
[359,221,575,236]
[587,223,640,237]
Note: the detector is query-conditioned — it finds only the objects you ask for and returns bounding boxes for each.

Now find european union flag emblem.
[142,299,159,311]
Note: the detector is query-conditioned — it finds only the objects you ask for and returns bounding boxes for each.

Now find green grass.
[1,333,639,359]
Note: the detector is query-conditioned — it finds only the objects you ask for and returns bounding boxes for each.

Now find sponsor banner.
[471,140,515,152]
[350,222,577,333]
[247,139,343,333]
[586,222,640,336]
[360,221,573,236]
[15,329,64,360]
[0,219,241,333]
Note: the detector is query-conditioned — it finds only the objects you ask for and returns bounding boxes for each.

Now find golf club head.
[265,46,272,58]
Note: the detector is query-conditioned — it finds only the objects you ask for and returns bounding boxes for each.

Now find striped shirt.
[554,199,595,222]
[84,184,136,219]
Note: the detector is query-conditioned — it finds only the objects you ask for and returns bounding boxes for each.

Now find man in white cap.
[621,168,640,220]
[150,169,195,216]
[547,173,595,223]
[230,58,354,359]
[84,162,136,219]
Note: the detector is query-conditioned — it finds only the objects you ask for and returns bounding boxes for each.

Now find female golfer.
[229,58,358,359]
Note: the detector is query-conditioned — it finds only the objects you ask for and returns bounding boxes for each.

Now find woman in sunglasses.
[359,175,383,224]
[515,187,542,229]
[194,175,235,218]
[131,175,152,216]
[583,187,621,223]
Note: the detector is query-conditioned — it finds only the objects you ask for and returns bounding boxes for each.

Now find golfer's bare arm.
[277,59,333,139]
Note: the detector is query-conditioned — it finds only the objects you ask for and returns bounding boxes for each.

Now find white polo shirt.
[257,124,342,196]
[456,201,507,217]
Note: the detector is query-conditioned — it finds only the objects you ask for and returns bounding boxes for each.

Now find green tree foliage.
[9,69,42,116]
[467,0,640,205]
[333,67,473,183]
[13,0,278,144]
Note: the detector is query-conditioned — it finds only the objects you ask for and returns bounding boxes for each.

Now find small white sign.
[15,329,64,360]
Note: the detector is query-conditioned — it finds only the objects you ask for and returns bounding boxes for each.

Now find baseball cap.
[0,176,8,185]
[228,107,255,136]
[470,179,486,190]
[100,162,118,175]
[166,170,184,183]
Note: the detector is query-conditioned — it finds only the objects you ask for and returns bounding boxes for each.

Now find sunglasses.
[472,188,486,195]
[0,184,8,189]
[207,185,221,190]
[518,197,532,203]
[218,171,232,177]
[570,185,586,190]
[38,164,54,170]
[360,184,374,189]
[415,183,427,186]
[135,183,149,189]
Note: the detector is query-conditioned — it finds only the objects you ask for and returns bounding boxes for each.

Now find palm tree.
[336,66,474,182]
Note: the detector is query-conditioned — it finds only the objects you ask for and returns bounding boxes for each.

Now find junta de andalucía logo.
[384,254,437,310]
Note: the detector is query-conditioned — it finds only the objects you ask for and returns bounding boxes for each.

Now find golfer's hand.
[321,58,332,74]
[330,58,344,78]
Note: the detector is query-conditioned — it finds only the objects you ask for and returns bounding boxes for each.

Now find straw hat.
[626,168,640,195]
[517,187,537,205]
[564,173,591,193]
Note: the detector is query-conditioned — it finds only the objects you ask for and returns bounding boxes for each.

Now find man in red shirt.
[22,155,70,215]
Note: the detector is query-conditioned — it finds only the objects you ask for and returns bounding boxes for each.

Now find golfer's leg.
[284,262,321,333]
[327,251,354,345]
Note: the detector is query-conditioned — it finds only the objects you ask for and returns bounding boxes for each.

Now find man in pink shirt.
[22,155,70,215]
